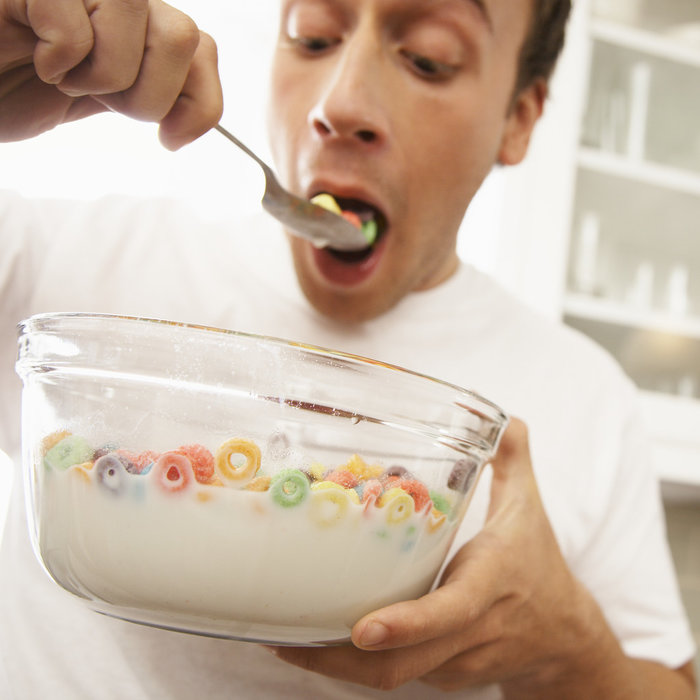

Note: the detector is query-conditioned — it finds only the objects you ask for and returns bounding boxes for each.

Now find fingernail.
[358,620,388,648]
[46,72,67,85]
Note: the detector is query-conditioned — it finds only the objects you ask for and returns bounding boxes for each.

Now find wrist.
[502,582,639,700]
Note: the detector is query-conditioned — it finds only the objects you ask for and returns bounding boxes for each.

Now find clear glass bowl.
[15,312,507,645]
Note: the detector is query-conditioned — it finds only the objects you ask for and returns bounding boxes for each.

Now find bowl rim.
[17,311,509,447]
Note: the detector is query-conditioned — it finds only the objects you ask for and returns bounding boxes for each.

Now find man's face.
[268,0,542,322]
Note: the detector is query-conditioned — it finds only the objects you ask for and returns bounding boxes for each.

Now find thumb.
[485,416,540,521]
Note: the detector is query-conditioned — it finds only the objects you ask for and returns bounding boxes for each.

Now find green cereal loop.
[429,491,451,514]
[270,469,310,508]
[44,435,93,471]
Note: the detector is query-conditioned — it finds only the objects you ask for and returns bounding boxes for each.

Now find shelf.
[564,293,700,340]
[640,392,700,488]
[577,147,700,196]
[591,19,700,69]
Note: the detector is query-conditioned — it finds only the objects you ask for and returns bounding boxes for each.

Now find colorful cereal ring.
[429,491,452,515]
[378,487,415,525]
[215,438,261,486]
[448,458,479,493]
[41,429,72,455]
[309,485,352,527]
[44,435,94,471]
[325,468,359,489]
[344,454,383,481]
[154,452,194,493]
[246,475,272,492]
[395,478,432,513]
[270,469,310,508]
[175,444,214,483]
[360,479,383,512]
[94,454,128,496]
[312,480,360,504]
[427,508,447,533]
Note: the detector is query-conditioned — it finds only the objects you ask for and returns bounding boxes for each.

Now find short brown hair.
[516,0,572,94]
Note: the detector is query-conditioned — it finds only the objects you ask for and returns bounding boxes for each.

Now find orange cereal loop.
[427,508,447,533]
[246,475,272,492]
[395,478,432,514]
[215,438,261,486]
[41,430,72,456]
[67,464,92,483]
[176,444,215,484]
[325,468,359,489]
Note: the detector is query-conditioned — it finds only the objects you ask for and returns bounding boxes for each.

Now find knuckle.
[164,13,201,57]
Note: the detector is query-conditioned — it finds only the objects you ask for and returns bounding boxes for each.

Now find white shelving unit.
[565,0,700,491]
[487,0,700,494]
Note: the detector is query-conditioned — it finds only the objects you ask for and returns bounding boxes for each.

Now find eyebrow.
[462,0,493,32]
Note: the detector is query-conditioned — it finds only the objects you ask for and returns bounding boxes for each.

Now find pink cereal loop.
[154,452,194,493]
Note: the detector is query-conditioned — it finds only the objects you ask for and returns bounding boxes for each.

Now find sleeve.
[0,190,52,457]
[571,385,696,669]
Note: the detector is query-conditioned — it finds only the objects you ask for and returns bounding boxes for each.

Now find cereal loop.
[395,478,432,514]
[270,469,310,508]
[41,429,72,456]
[215,438,261,486]
[378,487,415,525]
[176,444,215,484]
[312,480,360,504]
[325,468,359,490]
[246,475,272,492]
[154,452,194,493]
[427,507,447,533]
[309,486,351,527]
[344,454,383,481]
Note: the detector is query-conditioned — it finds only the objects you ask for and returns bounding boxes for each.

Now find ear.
[497,78,547,166]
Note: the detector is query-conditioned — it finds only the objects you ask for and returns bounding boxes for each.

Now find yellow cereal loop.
[67,464,92,484]
[310,193,342,215]
[312,480,360,504]
[378,487,414,525]
[344,454,384,481]
[309,485,352,527]
[215,438,261,486]
[309,462,327,481]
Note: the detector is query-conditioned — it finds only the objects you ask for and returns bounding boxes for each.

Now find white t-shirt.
[0,191,694,699]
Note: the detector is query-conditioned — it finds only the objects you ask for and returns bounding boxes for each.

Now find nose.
[308,34,390,147]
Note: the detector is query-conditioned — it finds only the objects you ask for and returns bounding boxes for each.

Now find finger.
[57,0,149,96]
[157,31,223,150]
[0,65,105,140]
[351,556,508,652]
[267,641,458,692]
[15,0,94,83]
[96,0,201,123]
[268,613,508,692]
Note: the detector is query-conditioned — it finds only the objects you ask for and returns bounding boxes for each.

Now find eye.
[292,35,340,55]
[401,50,457,81]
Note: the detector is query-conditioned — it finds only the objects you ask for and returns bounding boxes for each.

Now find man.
[0,1,696,697]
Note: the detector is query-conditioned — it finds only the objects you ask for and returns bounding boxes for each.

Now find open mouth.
[312,193,388,263]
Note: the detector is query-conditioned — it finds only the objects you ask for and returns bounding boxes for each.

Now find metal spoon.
[214,124,368,251]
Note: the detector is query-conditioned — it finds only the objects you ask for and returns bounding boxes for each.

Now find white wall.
[0,3,279,223]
